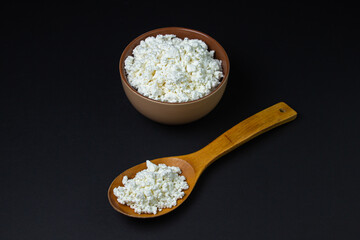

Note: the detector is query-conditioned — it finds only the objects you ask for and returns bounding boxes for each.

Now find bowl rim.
[119,27,230,106]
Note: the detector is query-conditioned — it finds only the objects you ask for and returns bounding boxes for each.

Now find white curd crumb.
[124,34,224,103]
[113,160,189,214]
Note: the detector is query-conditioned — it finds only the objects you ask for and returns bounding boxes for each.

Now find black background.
[2,3,360,240]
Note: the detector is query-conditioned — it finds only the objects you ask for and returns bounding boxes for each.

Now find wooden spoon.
[108,102,297,218]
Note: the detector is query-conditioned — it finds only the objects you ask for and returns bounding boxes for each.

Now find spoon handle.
[188,102,297,173]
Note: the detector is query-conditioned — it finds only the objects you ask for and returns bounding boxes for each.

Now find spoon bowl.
[108,102,297,218]
[108,157,197,218]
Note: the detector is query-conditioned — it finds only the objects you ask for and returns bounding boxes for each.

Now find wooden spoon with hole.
[108,102,297,218]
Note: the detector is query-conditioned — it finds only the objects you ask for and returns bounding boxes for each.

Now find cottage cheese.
[124,34,224,103]
[113,160,189,214]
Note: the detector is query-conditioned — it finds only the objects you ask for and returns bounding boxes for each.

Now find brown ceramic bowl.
[119,27,230,125]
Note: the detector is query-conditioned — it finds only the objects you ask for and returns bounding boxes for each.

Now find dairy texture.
[124,34,224,103]
[113,160,189,214]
